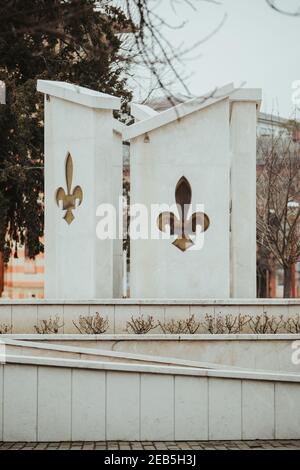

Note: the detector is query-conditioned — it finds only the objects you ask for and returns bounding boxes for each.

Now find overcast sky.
[135,0,300,118]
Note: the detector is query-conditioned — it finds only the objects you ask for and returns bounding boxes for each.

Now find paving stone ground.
[0,441,299,450]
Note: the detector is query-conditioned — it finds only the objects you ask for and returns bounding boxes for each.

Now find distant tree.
[257,123,300,297]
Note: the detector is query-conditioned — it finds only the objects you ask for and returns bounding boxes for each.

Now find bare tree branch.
[266,0,300,17]
[257,122,300,296]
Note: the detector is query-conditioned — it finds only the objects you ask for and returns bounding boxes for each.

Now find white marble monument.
[38,80,122,299]
[125,84,261,299]
[38,79,260,300]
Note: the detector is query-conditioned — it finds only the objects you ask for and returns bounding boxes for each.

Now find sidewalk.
[0,440,299,450]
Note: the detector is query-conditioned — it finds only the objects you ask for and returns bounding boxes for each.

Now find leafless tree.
[120,0,226,101]
[257,122,300,297]
[0,0,225,99]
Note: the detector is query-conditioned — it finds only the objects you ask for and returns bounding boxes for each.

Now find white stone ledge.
[4,333,297,376]
[5,353,300,383]
[1,338,247,372]
[37,80,120,110]
[1,298,300,305]
[3,333,300,341]
[1,338,260,372]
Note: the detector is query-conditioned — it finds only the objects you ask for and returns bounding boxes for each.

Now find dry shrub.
[0,323,12,334]
[248,313,284,334]
[223,314,250,334]
[126,315,157,334]
[73,313,109,334]
[34,315,64,334]
[159,315,201,334]
[185,314,201,334]
[203,314,215,334]
[284,315,300,334]
[203,314,250,334]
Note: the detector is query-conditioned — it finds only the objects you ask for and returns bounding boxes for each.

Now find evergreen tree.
[0,0,132,260]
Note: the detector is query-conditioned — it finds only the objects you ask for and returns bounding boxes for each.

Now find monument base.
[0,298,299,334]
[0,331,299,441]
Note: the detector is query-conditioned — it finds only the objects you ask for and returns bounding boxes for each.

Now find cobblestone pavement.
[0,441,299,450]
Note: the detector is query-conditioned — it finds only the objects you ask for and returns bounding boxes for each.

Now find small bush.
[126,315,157,334]
[0,323,12,334]
[160,318,189,334]
[185,314,201,334]
[203,314,250,334]
[73,313,109,334]
[283,315,300,334]
[203,314,215,334]
[34,315,64,334]
[223,314,250,334]
[248,313,284,334]
[159,315,201,334]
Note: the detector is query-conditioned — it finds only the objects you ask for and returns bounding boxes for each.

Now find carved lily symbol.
[157,176,210,252]
[56,152,83,225]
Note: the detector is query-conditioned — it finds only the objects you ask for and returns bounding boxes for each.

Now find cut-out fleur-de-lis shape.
[157,176,210,252]
[56,152,83,225]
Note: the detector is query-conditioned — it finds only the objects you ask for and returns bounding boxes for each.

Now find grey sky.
[136,0,300,118]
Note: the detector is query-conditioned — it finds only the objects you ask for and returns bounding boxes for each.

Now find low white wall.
[7,334,300,373]
[1,338,300,442]
[0,357,300,442]
[0,299,300,334]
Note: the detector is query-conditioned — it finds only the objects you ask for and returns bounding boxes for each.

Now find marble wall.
[130,99,231,298]
[127,87,261,299]
[0,361,299,441]
[37,81,122,300]
[0,299,298,334]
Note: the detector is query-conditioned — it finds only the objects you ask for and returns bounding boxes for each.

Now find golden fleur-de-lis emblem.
[157,176,210,252]
[56,152,83,225]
